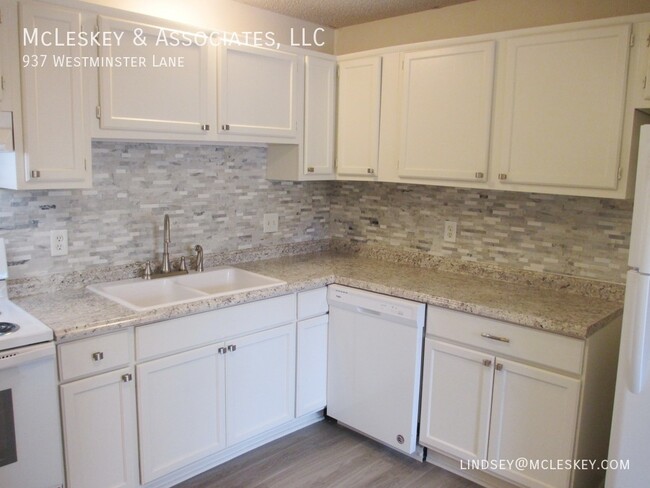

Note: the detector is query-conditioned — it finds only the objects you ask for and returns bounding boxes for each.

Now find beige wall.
[80,0,335,53]
[335,0,650,54]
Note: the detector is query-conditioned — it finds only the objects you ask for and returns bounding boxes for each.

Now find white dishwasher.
[327,284,425,455]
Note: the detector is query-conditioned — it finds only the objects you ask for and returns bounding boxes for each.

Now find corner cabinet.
[17,0,92,188]
[492,25,631,194]
[398,41,495,183]
[336,56,381,179]
[266,54,336,181]
[96,15,215,135]
[420,306,621,488]
[218,44,301,139]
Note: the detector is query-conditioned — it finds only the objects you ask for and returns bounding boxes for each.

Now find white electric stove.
[0,238,65,488]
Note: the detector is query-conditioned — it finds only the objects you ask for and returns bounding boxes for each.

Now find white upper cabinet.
[336,56,382,178]
[398,41,495,182]
[493,25,631,192]
[266,53,336,181]
[218,44,301,139]
[97,16,215,135]
[304,55,336,176]
[18,0,92,188]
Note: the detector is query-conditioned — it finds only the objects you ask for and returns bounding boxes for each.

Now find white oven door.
[0,342,64,488]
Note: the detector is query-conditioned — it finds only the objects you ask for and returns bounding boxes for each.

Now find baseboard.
[142,411,324,488]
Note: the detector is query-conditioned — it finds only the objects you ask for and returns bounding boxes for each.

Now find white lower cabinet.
[487,358,580,488]
[60,367,139,488]
[296,314,328,417]
[136,343,227,484]
[420,305,620,488]
[419,339,493,462]
[225,323,296,445]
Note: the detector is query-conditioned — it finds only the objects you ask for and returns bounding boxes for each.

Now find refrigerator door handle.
[628,272,650,393]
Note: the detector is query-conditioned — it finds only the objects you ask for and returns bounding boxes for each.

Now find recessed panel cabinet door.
[419,339,494,461]
[296,315,328,417]
[399,42,495,182]
[488,358,580,488]
[225,323,296,445]
[20,1,91,187]
[98,16,214,134]
[495,25,631,190]
[60,367,139,488]
[336,56,382,177]
[304,56,336,176]
[137,344,226,484]
[218,44,300,138]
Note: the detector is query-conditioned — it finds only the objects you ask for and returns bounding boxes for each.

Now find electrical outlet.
[50,230,68,256]
[443,221,457,243]
[263,213,279,233]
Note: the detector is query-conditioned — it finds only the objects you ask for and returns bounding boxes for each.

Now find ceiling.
[231,0,475,28]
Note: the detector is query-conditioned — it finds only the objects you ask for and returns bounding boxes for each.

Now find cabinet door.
[336,57,381,177]
[19,1,91,187]
[495,25,630,190]
[225,323,296,445]
[419,339,494,461]
[296,315,328,417]
[399,42,494,182]
[137,343,226,484]
[488,358,580,488]
[218,44,300,138]
[60,367,138,488]
[97,16,214,134]
[304,56,336,176]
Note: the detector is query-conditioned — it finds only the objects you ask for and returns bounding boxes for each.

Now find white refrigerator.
[606,125,650,488]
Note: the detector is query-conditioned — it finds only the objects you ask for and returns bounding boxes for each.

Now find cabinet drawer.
[427,306,584,375]
[58,329,133,382]
[297,288,328,319]
[136,294,297,361]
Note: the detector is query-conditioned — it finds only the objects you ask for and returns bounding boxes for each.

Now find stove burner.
[0,322,19,335]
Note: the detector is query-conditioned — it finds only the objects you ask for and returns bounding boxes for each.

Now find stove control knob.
[92,352,104,362]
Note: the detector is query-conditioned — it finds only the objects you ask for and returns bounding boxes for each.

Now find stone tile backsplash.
[0,142,331,279]
[0,141,634,284]
[330,182,633,283]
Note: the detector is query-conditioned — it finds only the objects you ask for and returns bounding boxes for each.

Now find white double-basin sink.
[88,267,286,311]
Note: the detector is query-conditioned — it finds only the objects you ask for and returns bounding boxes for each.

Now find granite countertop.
[12,251,624,343]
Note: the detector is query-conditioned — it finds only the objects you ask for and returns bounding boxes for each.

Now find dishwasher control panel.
[328,285,425,325]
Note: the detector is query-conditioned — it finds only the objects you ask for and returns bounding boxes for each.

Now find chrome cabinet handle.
[481,333,510,343]
[475,172,484,179]
[122,373,133,383]
[92,352,104,361]
[218,347,227,355]
[227,344,237,352]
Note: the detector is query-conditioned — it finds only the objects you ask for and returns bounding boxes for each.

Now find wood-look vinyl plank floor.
[175,418,480,488]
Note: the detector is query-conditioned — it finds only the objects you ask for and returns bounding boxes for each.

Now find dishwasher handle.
[355,306,382,316]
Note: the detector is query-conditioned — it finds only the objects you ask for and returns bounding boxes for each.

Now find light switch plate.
[263,213,279,233]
